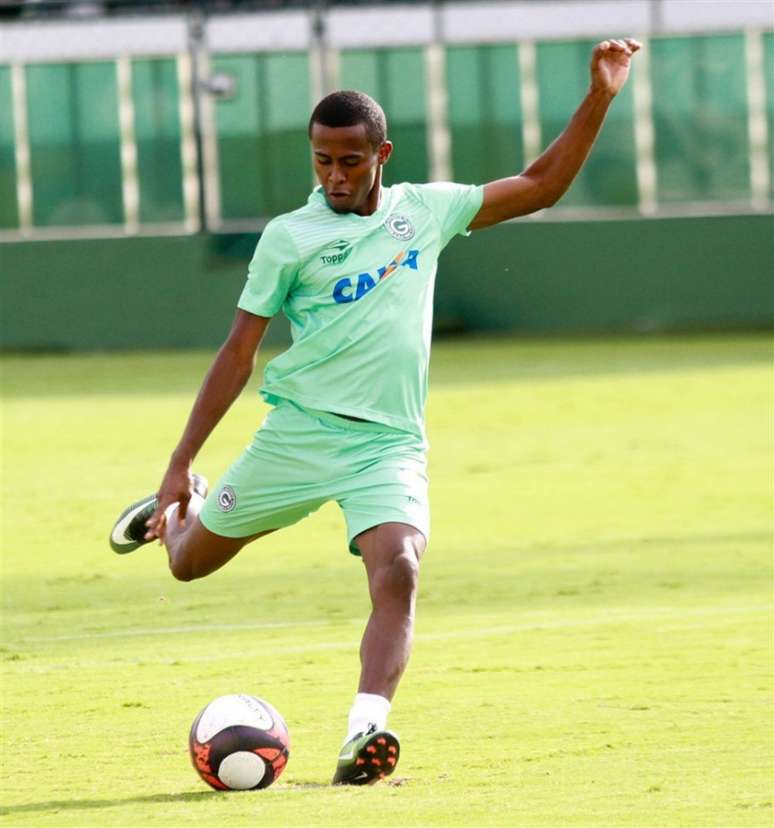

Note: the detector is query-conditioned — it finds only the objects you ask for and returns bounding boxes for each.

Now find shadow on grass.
[0,783,330,815]
[0,791,219,816]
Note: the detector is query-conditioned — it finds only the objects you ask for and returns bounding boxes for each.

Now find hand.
[144,460,195,542]
[590,38,641,97]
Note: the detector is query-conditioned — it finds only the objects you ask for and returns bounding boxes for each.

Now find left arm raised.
[469,38,641,230]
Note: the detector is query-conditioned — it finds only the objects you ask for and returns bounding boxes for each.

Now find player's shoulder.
[267,195,323,236]
[383,182,438,218]
[253,214,297,260]
[390,181,426,207]
[394,181,475,210]
[274,190,350,258]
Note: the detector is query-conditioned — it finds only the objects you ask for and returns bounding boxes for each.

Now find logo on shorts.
[217,485,236,512]
[384,214,415,241]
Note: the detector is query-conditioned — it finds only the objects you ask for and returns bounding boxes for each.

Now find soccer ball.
[189,694,290,790]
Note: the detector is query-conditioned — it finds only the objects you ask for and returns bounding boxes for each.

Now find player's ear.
[377,141,393,165]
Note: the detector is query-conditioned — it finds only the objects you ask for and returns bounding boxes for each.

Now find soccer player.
[110,38,640,785]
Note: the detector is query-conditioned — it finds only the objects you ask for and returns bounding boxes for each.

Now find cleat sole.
[332,730,400,786]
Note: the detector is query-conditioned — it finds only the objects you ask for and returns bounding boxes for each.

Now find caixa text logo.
[332,249,419,304]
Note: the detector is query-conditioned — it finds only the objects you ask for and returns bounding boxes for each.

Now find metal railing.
[0,1,771,241]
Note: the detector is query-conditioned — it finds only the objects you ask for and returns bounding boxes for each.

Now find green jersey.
[237,181,483,438]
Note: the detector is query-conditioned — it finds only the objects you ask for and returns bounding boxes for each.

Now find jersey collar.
[310,185,391,220]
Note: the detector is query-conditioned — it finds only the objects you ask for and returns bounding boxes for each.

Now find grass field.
[1,334,772,827]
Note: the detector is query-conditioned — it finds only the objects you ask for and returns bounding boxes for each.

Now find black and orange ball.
[189,694,290,790]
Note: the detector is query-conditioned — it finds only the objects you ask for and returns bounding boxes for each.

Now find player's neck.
[353,173,383,217]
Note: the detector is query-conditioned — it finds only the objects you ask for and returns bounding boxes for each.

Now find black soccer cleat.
[331,724,400,786]
[109,474,208,554]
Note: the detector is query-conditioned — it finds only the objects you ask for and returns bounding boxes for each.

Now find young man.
[110,39,640,785]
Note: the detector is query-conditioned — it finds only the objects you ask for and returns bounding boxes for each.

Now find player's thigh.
[199,402,333,540]
[175,517,275,580]
[338,438,430,558]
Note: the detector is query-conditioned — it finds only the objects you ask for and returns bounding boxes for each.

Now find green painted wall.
[1,214,772,353]
[434,213,774,334]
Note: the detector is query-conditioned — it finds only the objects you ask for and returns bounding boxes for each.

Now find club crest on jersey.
[384,214,415,241]
[217,485,236,512]
[318,239,352,266]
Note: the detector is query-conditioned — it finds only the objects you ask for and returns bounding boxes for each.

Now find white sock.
[344,693,391,745]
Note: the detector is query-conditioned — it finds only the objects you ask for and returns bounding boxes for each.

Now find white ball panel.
[196,694,273,743]
[218,751,266,790]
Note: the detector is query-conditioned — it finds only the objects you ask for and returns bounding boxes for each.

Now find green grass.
[1,334,772,827]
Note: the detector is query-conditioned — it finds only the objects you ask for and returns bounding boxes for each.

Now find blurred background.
[0,0,772,350]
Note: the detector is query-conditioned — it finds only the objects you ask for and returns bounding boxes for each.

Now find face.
[310,122,392,215]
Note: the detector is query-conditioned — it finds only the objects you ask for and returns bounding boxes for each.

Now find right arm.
[468,38,640,229]
[145,309,271,540]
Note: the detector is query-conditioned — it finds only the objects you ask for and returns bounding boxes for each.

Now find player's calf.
[166,521,276,582]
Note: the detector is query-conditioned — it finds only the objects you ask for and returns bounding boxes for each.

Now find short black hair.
[308,90,387,148]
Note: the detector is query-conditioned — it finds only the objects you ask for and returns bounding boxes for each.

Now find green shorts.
[199,400,429,555]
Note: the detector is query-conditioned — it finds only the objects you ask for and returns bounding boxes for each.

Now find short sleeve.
[414,182,484,249]
[237,219,297,317]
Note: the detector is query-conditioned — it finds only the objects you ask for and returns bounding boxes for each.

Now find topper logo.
[319,239,352,265]
[332,249,419,304]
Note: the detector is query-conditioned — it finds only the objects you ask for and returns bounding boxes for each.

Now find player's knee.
[167,545,200,582]
[372,545,420,607]
[168,557,195,582]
